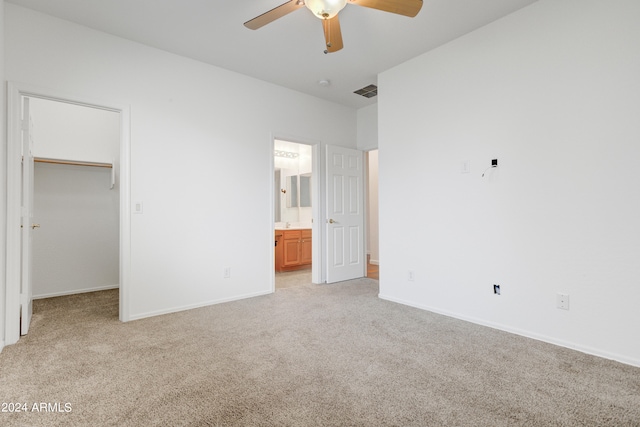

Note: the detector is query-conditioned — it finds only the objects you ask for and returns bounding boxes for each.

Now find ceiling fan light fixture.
[305,0,347,19]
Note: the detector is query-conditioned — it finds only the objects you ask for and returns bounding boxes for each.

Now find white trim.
[33,285,120,300]
[4,82,132,345]
[267,136,276,293]
[119,104,132,322]
[5,83,23,345]
[378,293,640,368]
[128,290,273,321]
[312,142,324,284]
[369,259,379,266]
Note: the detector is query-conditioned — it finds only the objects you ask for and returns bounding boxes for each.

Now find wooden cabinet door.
[275,232,284,271]
[300,230,312,265]
[282,230,302,267]
[275,229,311,271]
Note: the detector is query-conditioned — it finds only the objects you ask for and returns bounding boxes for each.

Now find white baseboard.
[378,293,640,368]
[369,259,379,265]
[0,340,4,353]
[128,289,273,321]
[33,284,120,300]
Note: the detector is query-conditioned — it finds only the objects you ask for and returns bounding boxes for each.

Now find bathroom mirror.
[300,173,311,208]
[286,175,298,208]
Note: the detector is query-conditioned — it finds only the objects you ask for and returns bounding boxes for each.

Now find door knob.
[31,224,41,229]
[328,219,336,224]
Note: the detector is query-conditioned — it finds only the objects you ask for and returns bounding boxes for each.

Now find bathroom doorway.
[274,140,313,289]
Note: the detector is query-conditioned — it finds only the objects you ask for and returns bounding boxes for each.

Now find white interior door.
[20,97,35,335]
[326,145,365,283]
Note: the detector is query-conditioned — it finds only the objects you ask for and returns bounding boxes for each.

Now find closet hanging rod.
[34,157,113,168]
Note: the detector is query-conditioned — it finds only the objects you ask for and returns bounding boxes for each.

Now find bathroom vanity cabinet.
[275,229,312,272]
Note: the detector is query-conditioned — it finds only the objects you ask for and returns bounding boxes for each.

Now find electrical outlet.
[224,267,231,278]
[408,270,415,281]
[557,293,569,310]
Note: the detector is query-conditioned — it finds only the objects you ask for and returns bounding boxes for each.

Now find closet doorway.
[29,97,121,302]
[5,82,131,345]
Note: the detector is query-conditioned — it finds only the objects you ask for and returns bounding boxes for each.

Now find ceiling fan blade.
[322,16,344,53]
[350,0,423,17]
[244,0,304,30]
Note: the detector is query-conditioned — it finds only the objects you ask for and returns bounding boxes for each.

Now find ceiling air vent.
[354,84,377,98]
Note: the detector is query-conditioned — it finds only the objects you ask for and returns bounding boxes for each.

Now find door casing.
[270,134,324,286]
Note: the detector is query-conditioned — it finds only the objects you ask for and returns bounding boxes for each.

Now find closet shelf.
[34,157,112,168]
[34,157,116,189]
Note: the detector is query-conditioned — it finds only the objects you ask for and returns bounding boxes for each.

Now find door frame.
[270,134,325,287]
[20,97,35,335]
[4,82,132,345]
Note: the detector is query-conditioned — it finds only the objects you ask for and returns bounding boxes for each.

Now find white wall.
[30,98,120,298]
[1,0,6,351]
[357,104,378,151]
[4,4,356,321]
[379,0,640,366]
[358,105,379,265]
[30,98,120,163]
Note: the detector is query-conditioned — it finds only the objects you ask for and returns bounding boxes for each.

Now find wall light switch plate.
[133,201,143,214]
[461,160,470,174]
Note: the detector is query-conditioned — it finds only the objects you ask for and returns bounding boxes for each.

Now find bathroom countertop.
[274,226,312,231]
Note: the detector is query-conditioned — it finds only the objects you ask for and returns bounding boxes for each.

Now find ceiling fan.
[244,0,423,54]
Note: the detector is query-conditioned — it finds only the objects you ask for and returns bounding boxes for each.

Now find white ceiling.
[6,0,538,109]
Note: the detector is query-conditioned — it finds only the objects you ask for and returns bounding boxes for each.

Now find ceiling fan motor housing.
[305,0,347,19]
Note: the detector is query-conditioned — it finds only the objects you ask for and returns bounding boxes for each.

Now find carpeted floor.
[1,279,639,426]
[275,270,312,289]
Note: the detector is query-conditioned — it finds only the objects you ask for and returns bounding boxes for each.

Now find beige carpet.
[1,279,639,426]
[275,270,312,289]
